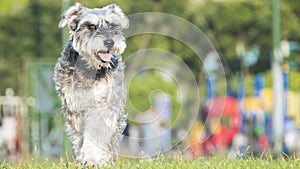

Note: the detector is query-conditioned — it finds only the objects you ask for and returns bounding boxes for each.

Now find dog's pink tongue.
[98,53,112,62]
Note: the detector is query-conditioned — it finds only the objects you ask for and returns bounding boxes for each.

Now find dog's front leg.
[54,42,85,162]
[78,108,114,167]
[64,111,85,163]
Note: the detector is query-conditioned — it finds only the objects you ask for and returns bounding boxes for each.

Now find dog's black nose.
[103,39,114,49]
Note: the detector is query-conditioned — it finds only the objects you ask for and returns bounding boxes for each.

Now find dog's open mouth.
[96,50,113,62]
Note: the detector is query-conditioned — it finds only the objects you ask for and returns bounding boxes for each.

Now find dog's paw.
[81,159,112,168]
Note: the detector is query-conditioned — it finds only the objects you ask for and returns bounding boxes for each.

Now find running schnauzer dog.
[53,3,128,167]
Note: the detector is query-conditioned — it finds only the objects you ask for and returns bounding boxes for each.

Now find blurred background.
[0,0,300,161]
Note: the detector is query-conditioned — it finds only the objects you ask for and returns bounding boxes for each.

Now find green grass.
[1,156,300,169]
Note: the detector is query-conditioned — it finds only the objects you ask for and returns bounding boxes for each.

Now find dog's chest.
[65,80,112,112]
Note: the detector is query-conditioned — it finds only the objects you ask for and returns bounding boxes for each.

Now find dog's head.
[59,3,129,69]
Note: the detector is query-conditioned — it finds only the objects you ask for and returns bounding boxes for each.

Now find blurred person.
[199,103,211,137]
[2,113,18,161]
[136,106,161,156]
[188,120,205,158]
[0,110,5,159]
[127,124,140,154]
[120,122,131,154]
[155,94,172,152]
[283,116,299,156]
[230,130,248,158]
[198,104,216,155]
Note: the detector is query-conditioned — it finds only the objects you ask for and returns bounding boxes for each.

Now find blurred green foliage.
[0,0,61,95]
[0,0,300,98]
[126,71,179,123]
[0,0,29,15]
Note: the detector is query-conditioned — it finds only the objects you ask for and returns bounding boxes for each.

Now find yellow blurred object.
[288,91,300,127]
[261,88,274,112]
[210,117,221,135]
[244,97,262,112]
[189,121,204,145]
[258,88,300,127]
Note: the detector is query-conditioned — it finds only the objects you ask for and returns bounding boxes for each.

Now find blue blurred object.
[289,41,300,52]
[237,73,245,102]
[283,71,289,91]
[288,61,297,70]
[206,76,215,99]
[243,46,260,67]
[227,79,234,97]
[254,73,264,97]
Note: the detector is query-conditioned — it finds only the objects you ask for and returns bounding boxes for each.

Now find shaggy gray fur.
[53,3,128,167]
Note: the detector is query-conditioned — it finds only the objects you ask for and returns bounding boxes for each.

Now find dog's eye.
[87,24,97,31]
[109,25,115,30]
[109,23,120,30]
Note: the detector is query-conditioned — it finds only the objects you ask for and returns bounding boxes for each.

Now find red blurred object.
[258,134,268,149]
[207,97,241,148]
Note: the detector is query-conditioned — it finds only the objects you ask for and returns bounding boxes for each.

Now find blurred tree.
[0,0,300,95]
[190,0,300,74]
[126,71,179,124]
[0,0,61,95]
[189,1,273,74]
[0,0,29,15]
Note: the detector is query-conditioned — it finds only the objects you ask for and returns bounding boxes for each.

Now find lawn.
[1,156,300,169]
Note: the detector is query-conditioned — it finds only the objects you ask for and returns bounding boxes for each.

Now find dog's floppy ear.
[59,2,86,29]
[105,4,129,29]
